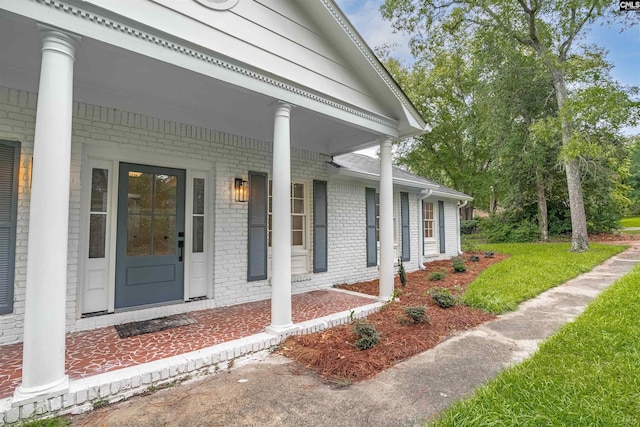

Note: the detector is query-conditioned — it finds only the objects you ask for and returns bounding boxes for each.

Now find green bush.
[429,270,446,281]
[452,257,467,273]
[398,258,407,287]
[469,255,480,262]
[431,288,457,308]
[403,306,429,323]
[460,219,480,234]
[483,216,539,243]
[353,321,379,350]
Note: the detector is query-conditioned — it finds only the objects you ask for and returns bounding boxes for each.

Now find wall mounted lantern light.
[234,178,248,202]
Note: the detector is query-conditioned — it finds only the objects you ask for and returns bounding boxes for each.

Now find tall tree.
[381,0,637,251]
[381,40,494,219]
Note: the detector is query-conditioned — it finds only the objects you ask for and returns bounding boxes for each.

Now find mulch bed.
[281,251,509,382]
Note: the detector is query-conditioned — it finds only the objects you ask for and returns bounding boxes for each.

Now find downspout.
[417,189,433,269]
[457,200,469,255]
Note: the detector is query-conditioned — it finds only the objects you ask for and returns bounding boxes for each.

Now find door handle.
[178,240,184,262]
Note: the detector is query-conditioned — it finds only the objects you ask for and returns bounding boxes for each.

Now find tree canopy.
[381,0,639,249]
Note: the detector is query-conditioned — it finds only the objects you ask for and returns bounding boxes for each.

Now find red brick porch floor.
[0,289,376,399]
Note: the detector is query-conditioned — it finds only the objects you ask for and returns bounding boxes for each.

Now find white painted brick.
[99,383,110,398]
[131,375,141,388]
[0,86,461,346]
[63,393,75,408]
[110,381,121,394]
[34,400,48,415]
[142,373,152,384]
[4,407,19,424]
[19,402,35,419]
[49,396,62,411]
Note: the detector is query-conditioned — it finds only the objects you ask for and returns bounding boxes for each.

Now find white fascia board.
[318,0,428,134]
[428,189,474,202]
[330,167,439,191]
[0,0,399,137]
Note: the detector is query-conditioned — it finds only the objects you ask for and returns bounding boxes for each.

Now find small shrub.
[469,255,480,262]
[431,288,457,308]
[353,321,379,350]
[403,306,429,324]
[429,270,446,281]
[452,258,467,273]
[484,251,495,258]
[398,258,407,287]
[461,235,479,252]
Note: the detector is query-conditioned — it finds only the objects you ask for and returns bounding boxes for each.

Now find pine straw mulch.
[280,251,509,383]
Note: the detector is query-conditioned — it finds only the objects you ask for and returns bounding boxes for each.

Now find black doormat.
[114,314,196,339]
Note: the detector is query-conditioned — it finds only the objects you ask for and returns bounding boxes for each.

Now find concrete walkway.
[69,244,640,427]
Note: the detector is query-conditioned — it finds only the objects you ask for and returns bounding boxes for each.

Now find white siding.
[82,0,389,117]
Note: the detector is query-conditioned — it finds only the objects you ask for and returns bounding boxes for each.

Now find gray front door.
[115,163,186,309]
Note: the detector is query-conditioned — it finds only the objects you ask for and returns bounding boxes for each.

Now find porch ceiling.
[0,12,381,156]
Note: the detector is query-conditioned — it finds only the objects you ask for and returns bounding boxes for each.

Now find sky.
[335,0,639,135]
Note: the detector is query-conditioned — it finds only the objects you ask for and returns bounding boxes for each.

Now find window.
[89,168,109,258]
[374,192,397,243]
[268,181,306,248]
[423,201,434,239]
[192,178,205,253]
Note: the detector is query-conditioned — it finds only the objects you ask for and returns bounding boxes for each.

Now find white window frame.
[267,178,310,275]
[374,191,398,263]
[422,200,438,258]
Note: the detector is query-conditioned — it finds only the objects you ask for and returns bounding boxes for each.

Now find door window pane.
[90,168,109,212]
[89,214,107,258]
[154,174,177,214]
[126,171,178,256]
[89,168,109,259]
[193,216,204,253]
[128,171,153,214]
[127,214,152,256]
[192,178,205,253]
[193,178,205,215]
[153,214,176,255]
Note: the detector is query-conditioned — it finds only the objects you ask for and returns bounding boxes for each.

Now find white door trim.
[79,145,214,317]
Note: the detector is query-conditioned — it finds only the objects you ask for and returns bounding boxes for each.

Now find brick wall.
[0,86,451,344]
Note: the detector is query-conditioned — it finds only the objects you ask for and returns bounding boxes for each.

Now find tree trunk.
[550,68,589,252]
[462,201,474,220]
[535,170,548,241]
[489,186,497,214]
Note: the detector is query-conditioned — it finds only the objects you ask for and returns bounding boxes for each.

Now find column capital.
[379,136,395,147]
[37,24,81,61]
[272,101,294,118]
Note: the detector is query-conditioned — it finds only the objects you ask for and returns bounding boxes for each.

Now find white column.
[379,138,394,299]
[14,27,80,401]
[266,102,296,334]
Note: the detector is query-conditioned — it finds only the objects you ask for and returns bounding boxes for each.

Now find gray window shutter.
[313,180,328,273]
[247,172,268,281]
[438,200,445,254]
[401,192,410,262]
[365,187,377,267]
[0,141,20,315]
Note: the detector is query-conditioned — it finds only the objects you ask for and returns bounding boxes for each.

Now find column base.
[13,375,69,406]
[265,323,299,336]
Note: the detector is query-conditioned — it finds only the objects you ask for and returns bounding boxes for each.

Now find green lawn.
[430,263,640,427]
[462,243,626,314]
[620,216,640,228]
